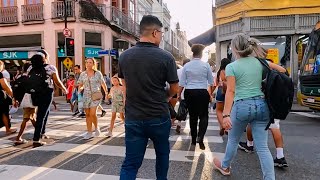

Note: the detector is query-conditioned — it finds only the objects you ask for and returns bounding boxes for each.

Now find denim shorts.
[216,87,225,102]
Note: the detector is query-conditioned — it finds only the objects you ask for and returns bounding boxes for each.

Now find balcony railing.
[96,4,106,17]
[172,46,179,57]
[22,3,44,23]
[299,13,320,29]
[52,0,75,19]
[250,15,295,31]
[219,20,242,37]
[217,13,320,41]
[0,6,18,25]
[110,7,139,37]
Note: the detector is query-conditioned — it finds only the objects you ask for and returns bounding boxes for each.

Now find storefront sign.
[0,51,28,60]
[58,50,66,58]
[85,47,102,58]
[266,48,279,64]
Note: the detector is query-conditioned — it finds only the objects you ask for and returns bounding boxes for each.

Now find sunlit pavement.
[0,101,319,180]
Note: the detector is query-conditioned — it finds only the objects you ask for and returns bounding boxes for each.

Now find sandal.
[14,139,28,145]
[213,158,231,176]
[6,129,17,135]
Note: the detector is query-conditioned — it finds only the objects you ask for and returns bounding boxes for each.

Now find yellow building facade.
[214,0,320,85]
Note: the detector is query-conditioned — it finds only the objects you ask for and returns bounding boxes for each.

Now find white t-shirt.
[2,70,10,81]
[177,68,185,100]
[27,64,58,89]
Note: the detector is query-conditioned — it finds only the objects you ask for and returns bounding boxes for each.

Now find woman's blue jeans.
[222,97,275,180]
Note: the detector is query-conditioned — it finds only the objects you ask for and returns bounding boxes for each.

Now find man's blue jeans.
[120,115,171,180]
[222,97,275,180]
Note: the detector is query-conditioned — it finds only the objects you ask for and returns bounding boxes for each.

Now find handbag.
[21,93,37,108]
[176,100,188,121]
[88,73,103,101]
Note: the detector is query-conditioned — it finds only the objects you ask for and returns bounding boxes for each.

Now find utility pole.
[63,0,67,28]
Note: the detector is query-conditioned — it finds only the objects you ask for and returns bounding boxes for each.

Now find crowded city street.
[0,99,319,179]
[1,0,320,179]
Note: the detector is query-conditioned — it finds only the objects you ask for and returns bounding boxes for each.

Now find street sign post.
[62,57,73,70]
[63,28,72,37]
[97,49,118,77]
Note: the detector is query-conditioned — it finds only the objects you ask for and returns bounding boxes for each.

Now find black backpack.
[25,64,50,105]
[12,75,28,103]
[258,59,294,129]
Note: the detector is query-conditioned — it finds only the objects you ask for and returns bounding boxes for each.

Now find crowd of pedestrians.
[0,15,291,180]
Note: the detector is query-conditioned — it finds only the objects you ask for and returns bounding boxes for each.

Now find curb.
[290,110,313,113]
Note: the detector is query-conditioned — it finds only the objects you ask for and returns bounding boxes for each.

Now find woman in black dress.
[0,61,17,135]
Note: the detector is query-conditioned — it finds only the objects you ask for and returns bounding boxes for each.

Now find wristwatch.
[223,114,230,119]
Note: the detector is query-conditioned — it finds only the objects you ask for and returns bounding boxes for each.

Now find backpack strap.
[256,58,271,71]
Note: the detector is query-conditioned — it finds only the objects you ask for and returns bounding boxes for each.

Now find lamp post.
[109,39,128,77]
[115,38,128,54]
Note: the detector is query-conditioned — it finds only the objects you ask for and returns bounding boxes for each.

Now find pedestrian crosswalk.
[0,103,226,179]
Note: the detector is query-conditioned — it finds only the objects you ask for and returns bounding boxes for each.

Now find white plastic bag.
[9,106,18,114]
[21,93,37,108]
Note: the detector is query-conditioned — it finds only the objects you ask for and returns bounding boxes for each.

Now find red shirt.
[67,79,75,100]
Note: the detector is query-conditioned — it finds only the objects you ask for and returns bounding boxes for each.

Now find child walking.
[66,73,75,112]
[106,77,125,138]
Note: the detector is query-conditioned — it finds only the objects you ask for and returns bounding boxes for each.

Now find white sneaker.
[95,128,101,137]
[105,131,113,138]
[83,132,94,140]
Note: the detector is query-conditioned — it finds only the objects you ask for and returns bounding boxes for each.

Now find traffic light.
[65,37,74,56]
[58,45,65,54]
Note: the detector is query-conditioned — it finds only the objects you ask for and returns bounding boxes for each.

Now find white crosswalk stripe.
[0,165,150,180]
[0,103,225,179]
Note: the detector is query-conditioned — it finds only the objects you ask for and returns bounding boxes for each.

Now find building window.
[1,0,15,7]
[26,0,41,4]
[112,0,118,8]
[122,0,127,14]
[85,32,102,46]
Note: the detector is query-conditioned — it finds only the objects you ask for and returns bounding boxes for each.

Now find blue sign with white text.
[98,49,118,56]
[85,47,102,58]
[110,49,117,56]
[98,50,109,55]
[0,51,28,60]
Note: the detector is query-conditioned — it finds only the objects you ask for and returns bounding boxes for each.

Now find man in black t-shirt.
[119,15,179,180]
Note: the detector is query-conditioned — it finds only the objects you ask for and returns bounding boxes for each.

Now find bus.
[297,22,320,110]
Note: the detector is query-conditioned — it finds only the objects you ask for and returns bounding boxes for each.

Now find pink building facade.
[0,0,139,87]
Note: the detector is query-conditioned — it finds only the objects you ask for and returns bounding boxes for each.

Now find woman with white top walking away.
[77,58,108,140]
